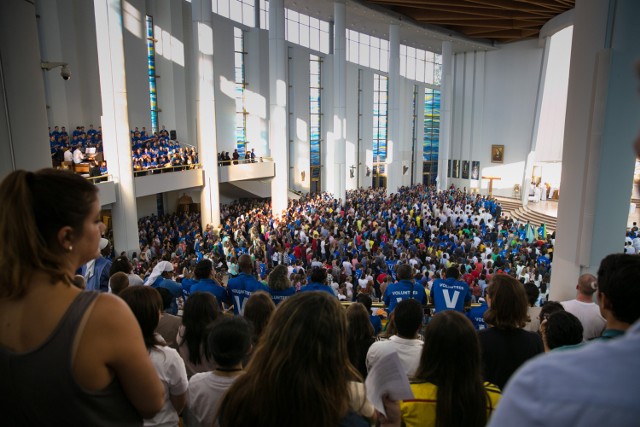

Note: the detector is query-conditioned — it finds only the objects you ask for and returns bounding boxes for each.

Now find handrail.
[218,157,273,166]
[133,163,202,177]
[86,174,111,183]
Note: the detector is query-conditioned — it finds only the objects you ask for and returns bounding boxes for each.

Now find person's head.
[396,264,413,281]
[576,273,598,297]
[267,264,291,291]
[109,272,129,296]
[539,300,565,323]
[394,298,423,338]
[0,169,101,299]
[207,316,252,368]
[355,293,373,311]
[238,254,253,273]
[243,291,276,343]
[218,292,357,427]
[484,275,529,329]
[194,259,213,280]
[445,266,460,279]
[109,255,133,277]
[542,311,583,351]
[182,292,220,365]
[414,310,488,427]
[524,282,540,307]
[119,286,163,349]
[310,266,327,284]
[596,254,640,325]
[346,302,374,340]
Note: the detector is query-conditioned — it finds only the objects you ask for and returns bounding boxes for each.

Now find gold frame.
[491,145,504,163]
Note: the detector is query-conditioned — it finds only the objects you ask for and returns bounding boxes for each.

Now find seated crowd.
[5,169,639,426]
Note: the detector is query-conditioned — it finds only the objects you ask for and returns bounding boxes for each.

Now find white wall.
[288,45,311,193]
[123,0,151,130]
[448,40,543,196]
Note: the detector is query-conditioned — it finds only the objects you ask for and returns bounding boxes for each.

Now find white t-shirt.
[366,335,423,378]
[146,345,189,427]
[184,372,240,427]
[561,299,607,340]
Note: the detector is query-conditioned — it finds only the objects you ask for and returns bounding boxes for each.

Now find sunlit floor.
[527,199,640,228]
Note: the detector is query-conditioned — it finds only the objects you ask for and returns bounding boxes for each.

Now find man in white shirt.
[561,273,606,340]
[366,299,423,377]
[72,145,85,164]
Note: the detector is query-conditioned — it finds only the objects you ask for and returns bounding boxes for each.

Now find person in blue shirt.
[356,293,382,336]
[189,259,230,310]
[382,264,428,313]
[146,260,182,315]
[299,267,336,297]
[466,297,489,330]
[431,266,472,313]
[226,254,269,315]
[266,264,296,305]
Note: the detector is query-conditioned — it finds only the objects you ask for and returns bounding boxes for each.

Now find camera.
[60,65,71,81]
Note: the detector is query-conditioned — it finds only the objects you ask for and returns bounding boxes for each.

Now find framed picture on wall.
[491,145,504,163]
[452,160,460,178]
[471,161,480,180]
[447,160,452,177]
[462,161,470,179]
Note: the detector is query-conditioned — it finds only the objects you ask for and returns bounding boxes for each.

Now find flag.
[526,224,535,243]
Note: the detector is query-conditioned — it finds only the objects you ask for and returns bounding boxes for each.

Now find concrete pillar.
[191,0,221,228]
[0,0,51,180]
[437,41,453,191]
[386,24,401,193]
[551,0,640,300]
[268,0,288,217]
[332,0,347,203]
[93,0,139,254]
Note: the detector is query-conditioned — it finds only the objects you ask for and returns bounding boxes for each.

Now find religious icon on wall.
[471,161,480,180]
[452,160,460,178]
[491,145,504,163]
[462,161,470,179]
[447,160,452,177]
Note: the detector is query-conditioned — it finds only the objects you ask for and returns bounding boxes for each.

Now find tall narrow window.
[423,88,441,185]
[234,27,248,158]
[309,54,322,193]
[145,15,158,133]
[372,73,388,188]
[410,85,418,186]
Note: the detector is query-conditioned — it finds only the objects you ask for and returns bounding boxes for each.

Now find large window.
[212,0,255,27]
[234,27,248,157]
[285,9,330,54]
[259,0,269,30]
[423,88,441,185]
[373,74,388,188]
[346,29,389,73]
[400,45,442,85]
[309,54,322,193]
[145,15,158,133]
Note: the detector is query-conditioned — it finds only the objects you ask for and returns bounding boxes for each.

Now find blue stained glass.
[146,16,158,133]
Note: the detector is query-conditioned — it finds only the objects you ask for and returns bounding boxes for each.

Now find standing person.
[299,266,337,297]
[190,259,230,310]
[146,261,183,315]
[266,264,296,305]
[81,238,112,292]
[120,286,188,426]
[346,303,376,379]
[226,254,269,315]
[0,169,163,425]
[177,292,220,378]
[185,317,252,427]
[383,264,428,313]
[478,275,544,389]
[400,311,501,427]
[430,266,472,313]
[561,274,606,340]
[217,292,377,427]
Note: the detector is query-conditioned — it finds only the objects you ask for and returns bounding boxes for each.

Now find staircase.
[495,197,557,233]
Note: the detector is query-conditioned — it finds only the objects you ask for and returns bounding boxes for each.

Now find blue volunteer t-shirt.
[466,301,489,330]
[226,272,269,315]
[268,286,296,306]
[431,277,471,313]
[190,278,229,309]
[383,279,428,313]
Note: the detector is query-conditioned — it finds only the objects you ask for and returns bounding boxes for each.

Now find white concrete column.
[551,0,640,300]
[386,24,401,193]
[93,0,139,254]
[0,0,51,179]
[192,0,221,228]
[437,41,453,191]
[332,0,347,203]
[522,36,550,207]
[269,0,288,217]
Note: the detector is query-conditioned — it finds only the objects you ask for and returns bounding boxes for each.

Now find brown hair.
[119,286,164,349]
[267,264,291,291]
[218,292,358,427]
[484,274,529,329]
[0,169,97,299]
[243,291,276,343]
[109,272,129,295]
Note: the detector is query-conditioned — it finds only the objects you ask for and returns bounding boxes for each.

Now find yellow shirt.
[401,381,501,427]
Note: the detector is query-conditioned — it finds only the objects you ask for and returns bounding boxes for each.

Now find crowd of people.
[3,168,640,427]
[217,148,258,165]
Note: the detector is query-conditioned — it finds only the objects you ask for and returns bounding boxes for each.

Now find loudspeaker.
[170,130,177,140]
